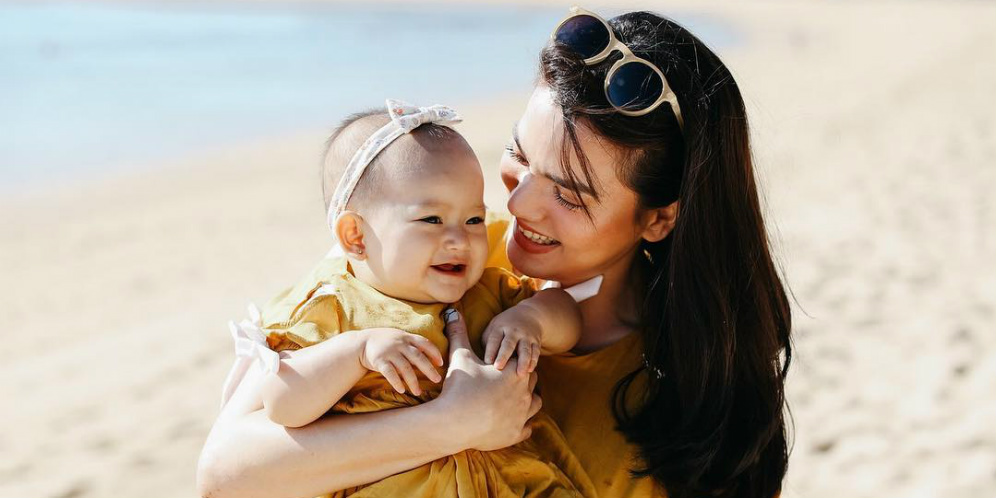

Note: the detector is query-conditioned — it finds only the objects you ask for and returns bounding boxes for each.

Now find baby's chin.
[422,284,473,305]
[390,281,472,305]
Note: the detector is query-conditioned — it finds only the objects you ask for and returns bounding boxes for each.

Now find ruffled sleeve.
[262,289,344,351]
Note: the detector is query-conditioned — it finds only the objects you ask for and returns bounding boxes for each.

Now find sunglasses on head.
[551,6,684,128]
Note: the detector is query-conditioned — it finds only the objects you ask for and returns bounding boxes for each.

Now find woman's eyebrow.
[513,122,596,197]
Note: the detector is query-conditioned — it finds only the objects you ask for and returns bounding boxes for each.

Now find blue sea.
[0,2,737,188]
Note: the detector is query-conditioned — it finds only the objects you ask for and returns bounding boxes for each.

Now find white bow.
[220,304,280,407]
[326,99,463,236]
[386,99,462,132]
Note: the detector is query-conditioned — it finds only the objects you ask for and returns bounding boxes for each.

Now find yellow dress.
[487,213,666,498]
[259,254,596,498]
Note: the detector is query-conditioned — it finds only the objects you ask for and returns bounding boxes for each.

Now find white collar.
[541,275,603,302]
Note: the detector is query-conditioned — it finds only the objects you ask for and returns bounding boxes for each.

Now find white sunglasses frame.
[551,6,684,127]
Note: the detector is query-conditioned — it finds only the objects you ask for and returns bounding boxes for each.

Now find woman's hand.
[434,310,542,452]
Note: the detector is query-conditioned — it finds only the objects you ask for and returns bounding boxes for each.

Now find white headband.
[326,99,463,237]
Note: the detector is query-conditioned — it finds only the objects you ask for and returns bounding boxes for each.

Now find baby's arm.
[482,288,582,376]
[261,329,444,428]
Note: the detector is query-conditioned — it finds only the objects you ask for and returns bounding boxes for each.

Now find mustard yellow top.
[259,251,596,498]
[487,213,666,498]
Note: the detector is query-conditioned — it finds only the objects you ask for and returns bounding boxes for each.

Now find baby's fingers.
[410,336,444,368]
[403,346,442,383]
[516,341,534,377]
[391,358,422,396]
[379,362,407,394]
[494,336,518,371]
[483,330,503,365]
[529,343,540,373]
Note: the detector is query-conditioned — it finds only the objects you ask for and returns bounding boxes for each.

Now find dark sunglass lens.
[606,62,664,111]
[554,15,611,60]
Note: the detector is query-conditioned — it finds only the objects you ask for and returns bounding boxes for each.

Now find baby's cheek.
[471,233,490,265]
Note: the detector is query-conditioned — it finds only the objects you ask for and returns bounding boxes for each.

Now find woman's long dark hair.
[541,12,792,498]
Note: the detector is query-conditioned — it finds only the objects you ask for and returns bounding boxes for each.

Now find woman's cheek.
[554,207,595,248]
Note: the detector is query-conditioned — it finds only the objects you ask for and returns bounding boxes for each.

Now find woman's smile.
[512,219,561,253]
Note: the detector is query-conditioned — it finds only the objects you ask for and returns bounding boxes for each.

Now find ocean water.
[0,2,736,187]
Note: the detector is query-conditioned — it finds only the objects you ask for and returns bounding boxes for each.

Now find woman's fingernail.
[443,309,460,323]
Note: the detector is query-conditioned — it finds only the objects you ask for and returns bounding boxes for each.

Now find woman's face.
[500,85,648,287]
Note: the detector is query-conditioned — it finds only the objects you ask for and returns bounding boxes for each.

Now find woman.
[198,9,791,498]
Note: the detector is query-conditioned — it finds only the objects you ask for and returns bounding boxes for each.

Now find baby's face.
[359,144,489,304]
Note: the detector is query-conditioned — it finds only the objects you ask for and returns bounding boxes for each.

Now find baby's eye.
[466,216,484,225]
[418,216,443,224]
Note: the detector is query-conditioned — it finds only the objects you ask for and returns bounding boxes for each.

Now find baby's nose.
[442,226,470,250]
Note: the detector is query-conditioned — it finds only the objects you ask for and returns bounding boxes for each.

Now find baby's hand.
[358,328,444,396]
[481,308,542,377]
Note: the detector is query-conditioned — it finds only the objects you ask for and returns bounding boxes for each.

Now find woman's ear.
[335,211,367,259]
[640,201,679,243]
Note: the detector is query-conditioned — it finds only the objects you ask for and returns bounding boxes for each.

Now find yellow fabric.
[537,337,665,498]
[260,255,597,498]
[484,210,514,272]
[489,214,666,498]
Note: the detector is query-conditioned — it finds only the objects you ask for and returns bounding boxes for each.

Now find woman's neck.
[573,251,642,353]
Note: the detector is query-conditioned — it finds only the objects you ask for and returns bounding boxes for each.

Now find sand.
[1,1,994,497]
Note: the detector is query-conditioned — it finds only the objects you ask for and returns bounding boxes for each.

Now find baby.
[236,100,596,498]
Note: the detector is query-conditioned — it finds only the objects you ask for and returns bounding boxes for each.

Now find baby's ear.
[335,211,367,260]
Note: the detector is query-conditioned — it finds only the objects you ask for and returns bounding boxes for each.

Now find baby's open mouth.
[431,263,466,275]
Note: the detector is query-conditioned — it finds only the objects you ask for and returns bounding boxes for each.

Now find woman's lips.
[512,220,561,254]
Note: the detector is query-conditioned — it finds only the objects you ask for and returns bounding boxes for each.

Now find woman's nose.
[500,157,524,193]
[506,171,542,221]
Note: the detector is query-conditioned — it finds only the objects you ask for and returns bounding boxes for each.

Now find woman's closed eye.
[506,144,584,212]
[554,187,583,211]
[504,144,527,166]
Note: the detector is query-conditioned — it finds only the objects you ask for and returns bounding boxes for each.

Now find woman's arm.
[197,312,541,498]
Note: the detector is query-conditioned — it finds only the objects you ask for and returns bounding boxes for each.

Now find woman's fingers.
[391,357,421,396]
[493,337,517,370]
[443,309,479,363]
[403,346,442,383]
[409,336,444,368]
[379,362,406,394]
[527,392,543,419]
[517,423,534,444]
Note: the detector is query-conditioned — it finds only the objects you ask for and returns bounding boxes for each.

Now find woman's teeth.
[519,226,558,245]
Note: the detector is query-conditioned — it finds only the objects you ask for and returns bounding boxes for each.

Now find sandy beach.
[1,0,994,497]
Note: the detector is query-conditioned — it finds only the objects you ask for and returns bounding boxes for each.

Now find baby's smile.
[430,263,467,276]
